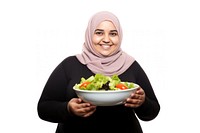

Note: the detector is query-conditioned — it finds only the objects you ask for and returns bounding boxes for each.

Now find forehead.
[96,21,117,30]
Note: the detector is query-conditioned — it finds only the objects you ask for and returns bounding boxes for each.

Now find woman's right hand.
[67,98,96,117]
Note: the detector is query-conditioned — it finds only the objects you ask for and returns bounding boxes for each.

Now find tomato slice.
[116,83,128,90]
[80,81,91,88]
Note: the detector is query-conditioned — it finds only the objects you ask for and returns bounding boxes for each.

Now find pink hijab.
[76,11,135,76]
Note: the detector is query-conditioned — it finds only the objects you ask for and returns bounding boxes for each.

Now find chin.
[100,52,112,57]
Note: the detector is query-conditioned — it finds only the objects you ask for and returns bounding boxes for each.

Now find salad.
[74,74,135,91]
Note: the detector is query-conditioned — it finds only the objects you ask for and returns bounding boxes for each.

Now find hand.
[124,87,145,108]
[67,98,96,117]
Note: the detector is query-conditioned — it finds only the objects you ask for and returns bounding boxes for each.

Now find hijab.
[76,11,135,76]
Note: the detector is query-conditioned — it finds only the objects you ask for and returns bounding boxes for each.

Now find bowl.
[73,83,140,106]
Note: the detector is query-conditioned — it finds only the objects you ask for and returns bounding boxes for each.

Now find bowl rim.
[73,83,140,93]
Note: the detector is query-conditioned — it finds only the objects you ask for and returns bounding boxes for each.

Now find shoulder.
[61,55,81,66]
[62,55,78,63]
[59,55,92,79]
[123,60,145,76]
[60,55,85,71]
[129,60,143,70]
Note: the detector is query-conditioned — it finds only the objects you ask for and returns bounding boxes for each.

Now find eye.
[110,32,118,36]
[94,31,104,36]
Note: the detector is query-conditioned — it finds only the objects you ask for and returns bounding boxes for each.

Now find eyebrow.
[110,30,118,32]
[95,29,104,32]
[95,29,118,32]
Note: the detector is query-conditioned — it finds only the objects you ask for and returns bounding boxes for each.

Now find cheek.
[92,36,102,44]
[112,38,120,45]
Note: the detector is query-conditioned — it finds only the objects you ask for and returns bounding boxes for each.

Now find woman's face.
[92,21,119,56]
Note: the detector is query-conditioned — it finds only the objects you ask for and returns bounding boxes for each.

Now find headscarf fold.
[76,11,135,76]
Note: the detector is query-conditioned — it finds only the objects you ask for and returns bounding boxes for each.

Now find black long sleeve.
[37,56,160,133]
[119,61,160,121]
[37,62,71,123]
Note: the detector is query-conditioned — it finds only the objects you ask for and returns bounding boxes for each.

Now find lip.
[99,44,113,46]
[99,44,113,50]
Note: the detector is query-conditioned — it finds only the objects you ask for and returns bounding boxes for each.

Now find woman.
[37,11,160,133]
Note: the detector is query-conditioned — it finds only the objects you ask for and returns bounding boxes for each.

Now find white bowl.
[73,83,139,106]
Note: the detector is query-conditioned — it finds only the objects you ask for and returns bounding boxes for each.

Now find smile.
[99,44,113,50]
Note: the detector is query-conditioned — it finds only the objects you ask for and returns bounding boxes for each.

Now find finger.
[126,98,139,104]
[83,108,96,117]
[125,98,142,108]
[79,106,96,117]
[78,98,83,102]
[77,104,92,113]
[137,95,144,100]
[71,98,82,104]
[130,93,140,99]
[136,88,145,95]
[77,104,96,113]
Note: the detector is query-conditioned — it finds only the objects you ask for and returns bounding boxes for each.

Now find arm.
[37,62,71,123]
[134,62,160,121]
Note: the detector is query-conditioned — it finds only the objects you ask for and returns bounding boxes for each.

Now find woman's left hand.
[124,87,145,108]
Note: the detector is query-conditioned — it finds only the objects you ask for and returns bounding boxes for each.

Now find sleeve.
[37,61,72,123]
[134,62,160,121]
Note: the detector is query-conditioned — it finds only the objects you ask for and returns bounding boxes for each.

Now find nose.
[102,34,110,43]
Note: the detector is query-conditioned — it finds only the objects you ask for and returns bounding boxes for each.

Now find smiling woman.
[37,11,160,133]
[92,21,119,56]
[76,11,133,76]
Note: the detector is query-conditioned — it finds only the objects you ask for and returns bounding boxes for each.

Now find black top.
[37,56,160,133]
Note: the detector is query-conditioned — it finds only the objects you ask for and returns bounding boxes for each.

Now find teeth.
[101,44,111,50]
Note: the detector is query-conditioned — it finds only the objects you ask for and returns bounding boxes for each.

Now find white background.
[0,0,200,132]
